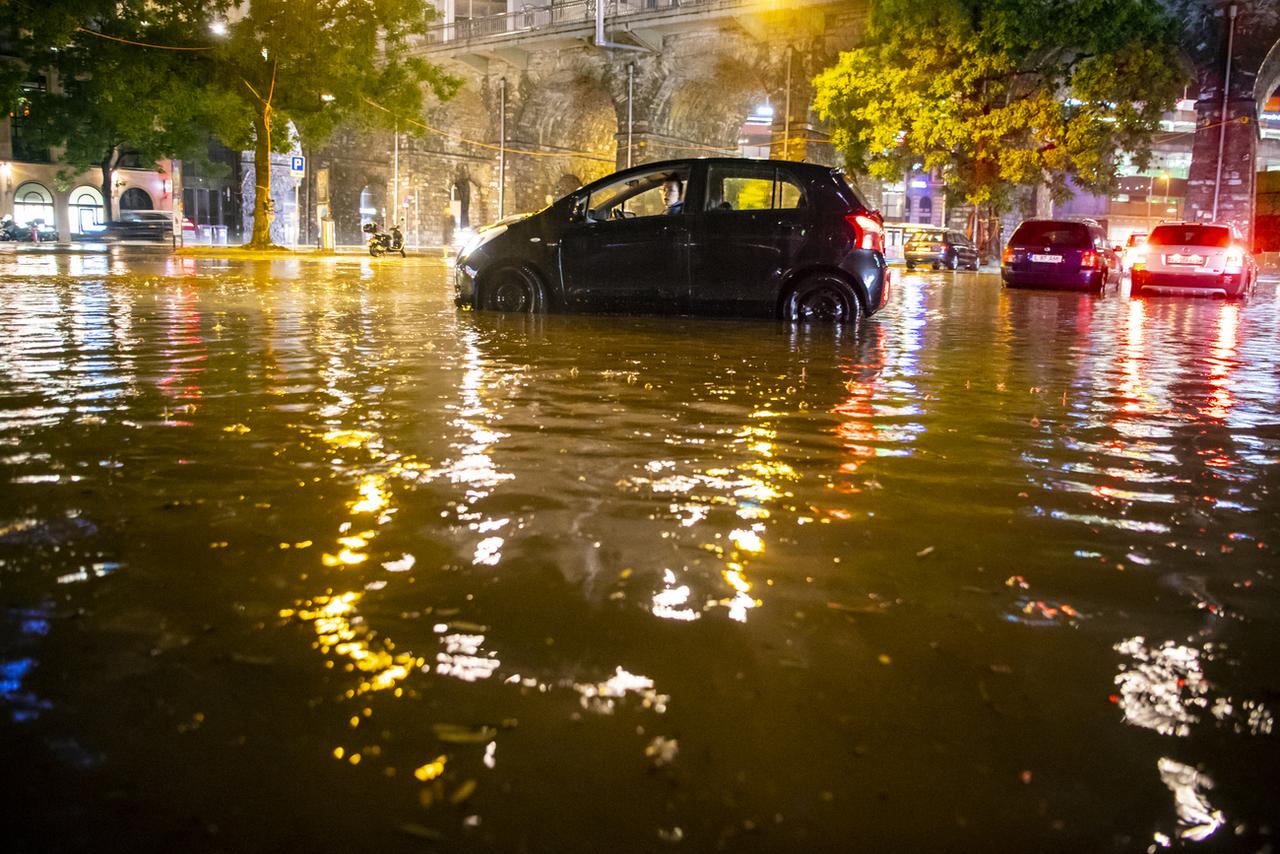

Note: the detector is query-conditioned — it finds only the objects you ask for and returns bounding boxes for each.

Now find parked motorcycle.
[363,221,405,257]
[0,215,55,242]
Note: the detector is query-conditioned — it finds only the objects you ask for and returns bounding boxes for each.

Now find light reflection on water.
[0,257,1278,850]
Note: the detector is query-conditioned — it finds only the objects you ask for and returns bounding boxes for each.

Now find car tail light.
[1080,250,1099,269]
[1224,245,1244,273]
[1001,246,1015,265]
[847,213,884,253]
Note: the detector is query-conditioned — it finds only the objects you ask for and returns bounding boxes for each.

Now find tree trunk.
[249,107,274,249]
[100,147,120,223]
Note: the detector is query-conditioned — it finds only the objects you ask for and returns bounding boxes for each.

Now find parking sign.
[290,155,305,176]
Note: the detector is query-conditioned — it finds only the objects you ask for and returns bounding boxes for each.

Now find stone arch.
[1253,36,1280,116]
[508,69,617,213]
[649,54,771,162]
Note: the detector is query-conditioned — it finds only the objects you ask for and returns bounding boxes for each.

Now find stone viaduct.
[308,0,1280,247]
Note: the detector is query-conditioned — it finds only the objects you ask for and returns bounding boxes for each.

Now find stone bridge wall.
[309,0,1280,247]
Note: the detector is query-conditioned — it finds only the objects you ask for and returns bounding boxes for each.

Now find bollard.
[320,218,336,254]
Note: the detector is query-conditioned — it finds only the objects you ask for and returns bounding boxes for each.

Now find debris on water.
[398,822,444,841]
[657,826,684,844]
[450,779,477,805]
[645,736,679,767]
[433,723,498,744]
[383,554,416,572]
[916,546,935,558]
[878,654,892,665]
[414,756,447,781]
[1126,553,1153,566]
[1005,576,1030,589]
[221,423,251,434]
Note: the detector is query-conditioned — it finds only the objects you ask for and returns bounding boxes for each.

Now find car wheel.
[782,275,862,323]
[906,263,915,271]
[482,266,546,313]
[931,262,941,271]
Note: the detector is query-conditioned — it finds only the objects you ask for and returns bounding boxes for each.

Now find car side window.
[585,168,691,221]
[705,166,807,212]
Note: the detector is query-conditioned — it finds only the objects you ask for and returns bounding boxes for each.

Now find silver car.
[1131,222,1257,299]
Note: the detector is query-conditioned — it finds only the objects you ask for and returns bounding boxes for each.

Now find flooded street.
[1,251,1277,851]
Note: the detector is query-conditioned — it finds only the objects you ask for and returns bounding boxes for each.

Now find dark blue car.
[1001,218,1120,292]
[455,158,889,322]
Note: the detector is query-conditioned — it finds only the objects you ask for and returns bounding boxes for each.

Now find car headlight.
[459,224,507,261]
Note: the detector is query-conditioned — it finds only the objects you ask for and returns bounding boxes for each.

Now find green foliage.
[16,1,232,217]
[200,0,460,246]
[206,0,460,152]
[812,0,1187,211]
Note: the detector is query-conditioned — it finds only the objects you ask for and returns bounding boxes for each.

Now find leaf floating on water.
[222,423,251,434]
[450,779,477,805]
[432,723,498,744]
[398,822,444,841]
[916,546,935,558]
[446,621,488,634]
[383,553,416,572]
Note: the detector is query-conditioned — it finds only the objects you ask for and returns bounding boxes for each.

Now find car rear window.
[1148,225,1231,248]
[908,230,945,243]
[1010,221,1090,248]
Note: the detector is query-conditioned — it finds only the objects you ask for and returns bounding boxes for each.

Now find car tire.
[482,266,546,313]
[781,274,862,323]
[906,263,915,271]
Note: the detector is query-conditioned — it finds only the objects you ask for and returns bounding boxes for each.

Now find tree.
[813,0,1187,255]
[21,2,224,221]
[5,2,227,223]
[203,0,459,248]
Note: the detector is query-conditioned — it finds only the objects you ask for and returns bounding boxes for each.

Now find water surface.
[1,253,1277,851]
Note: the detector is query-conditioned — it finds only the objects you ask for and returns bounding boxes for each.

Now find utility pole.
[1212,2,1237,221]
[392,120,399,226]
[498,77,506,218]
[783,47,792,160]
[627,63,634,169]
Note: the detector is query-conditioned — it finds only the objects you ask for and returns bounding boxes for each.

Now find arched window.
[14,182,55,227]
[69,186,104,235]
[918,196,933,224]
[119,188,153,210]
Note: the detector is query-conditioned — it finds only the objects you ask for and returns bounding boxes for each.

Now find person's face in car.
[662,180,682,209]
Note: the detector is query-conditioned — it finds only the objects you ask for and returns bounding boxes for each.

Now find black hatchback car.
[1001,218,1120,292]
[455,158,889,322]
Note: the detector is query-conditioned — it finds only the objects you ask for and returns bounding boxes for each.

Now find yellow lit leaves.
[222,423,251,434]
[414,755,448,781]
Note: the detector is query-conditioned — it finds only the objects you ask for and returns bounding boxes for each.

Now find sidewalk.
[1,240,452,261]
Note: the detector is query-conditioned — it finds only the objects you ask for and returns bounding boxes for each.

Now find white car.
[1130,222,1257,299]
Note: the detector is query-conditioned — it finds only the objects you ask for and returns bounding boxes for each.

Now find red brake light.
[1001,246,1014,265]
[1080,250,1099,269]
[1224,245,1244,271]
[847,213,884,253]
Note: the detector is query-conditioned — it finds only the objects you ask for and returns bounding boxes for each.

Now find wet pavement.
[1,251,1277,852]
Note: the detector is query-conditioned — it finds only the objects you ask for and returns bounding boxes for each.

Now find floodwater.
[1,251,1277,852]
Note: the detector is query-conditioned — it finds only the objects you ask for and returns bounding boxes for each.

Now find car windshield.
[1148,225,1231,248]
[1010,221,1090,248]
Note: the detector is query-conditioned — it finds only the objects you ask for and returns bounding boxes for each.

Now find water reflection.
[0,258,1278,849]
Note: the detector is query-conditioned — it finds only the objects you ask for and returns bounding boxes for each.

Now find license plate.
[1167,253,1204,266]
[1029,253,1062,263]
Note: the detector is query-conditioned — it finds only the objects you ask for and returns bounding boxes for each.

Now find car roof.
[602,157,838,178]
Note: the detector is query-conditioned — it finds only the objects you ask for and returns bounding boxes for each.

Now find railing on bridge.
[423,0,720,46]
